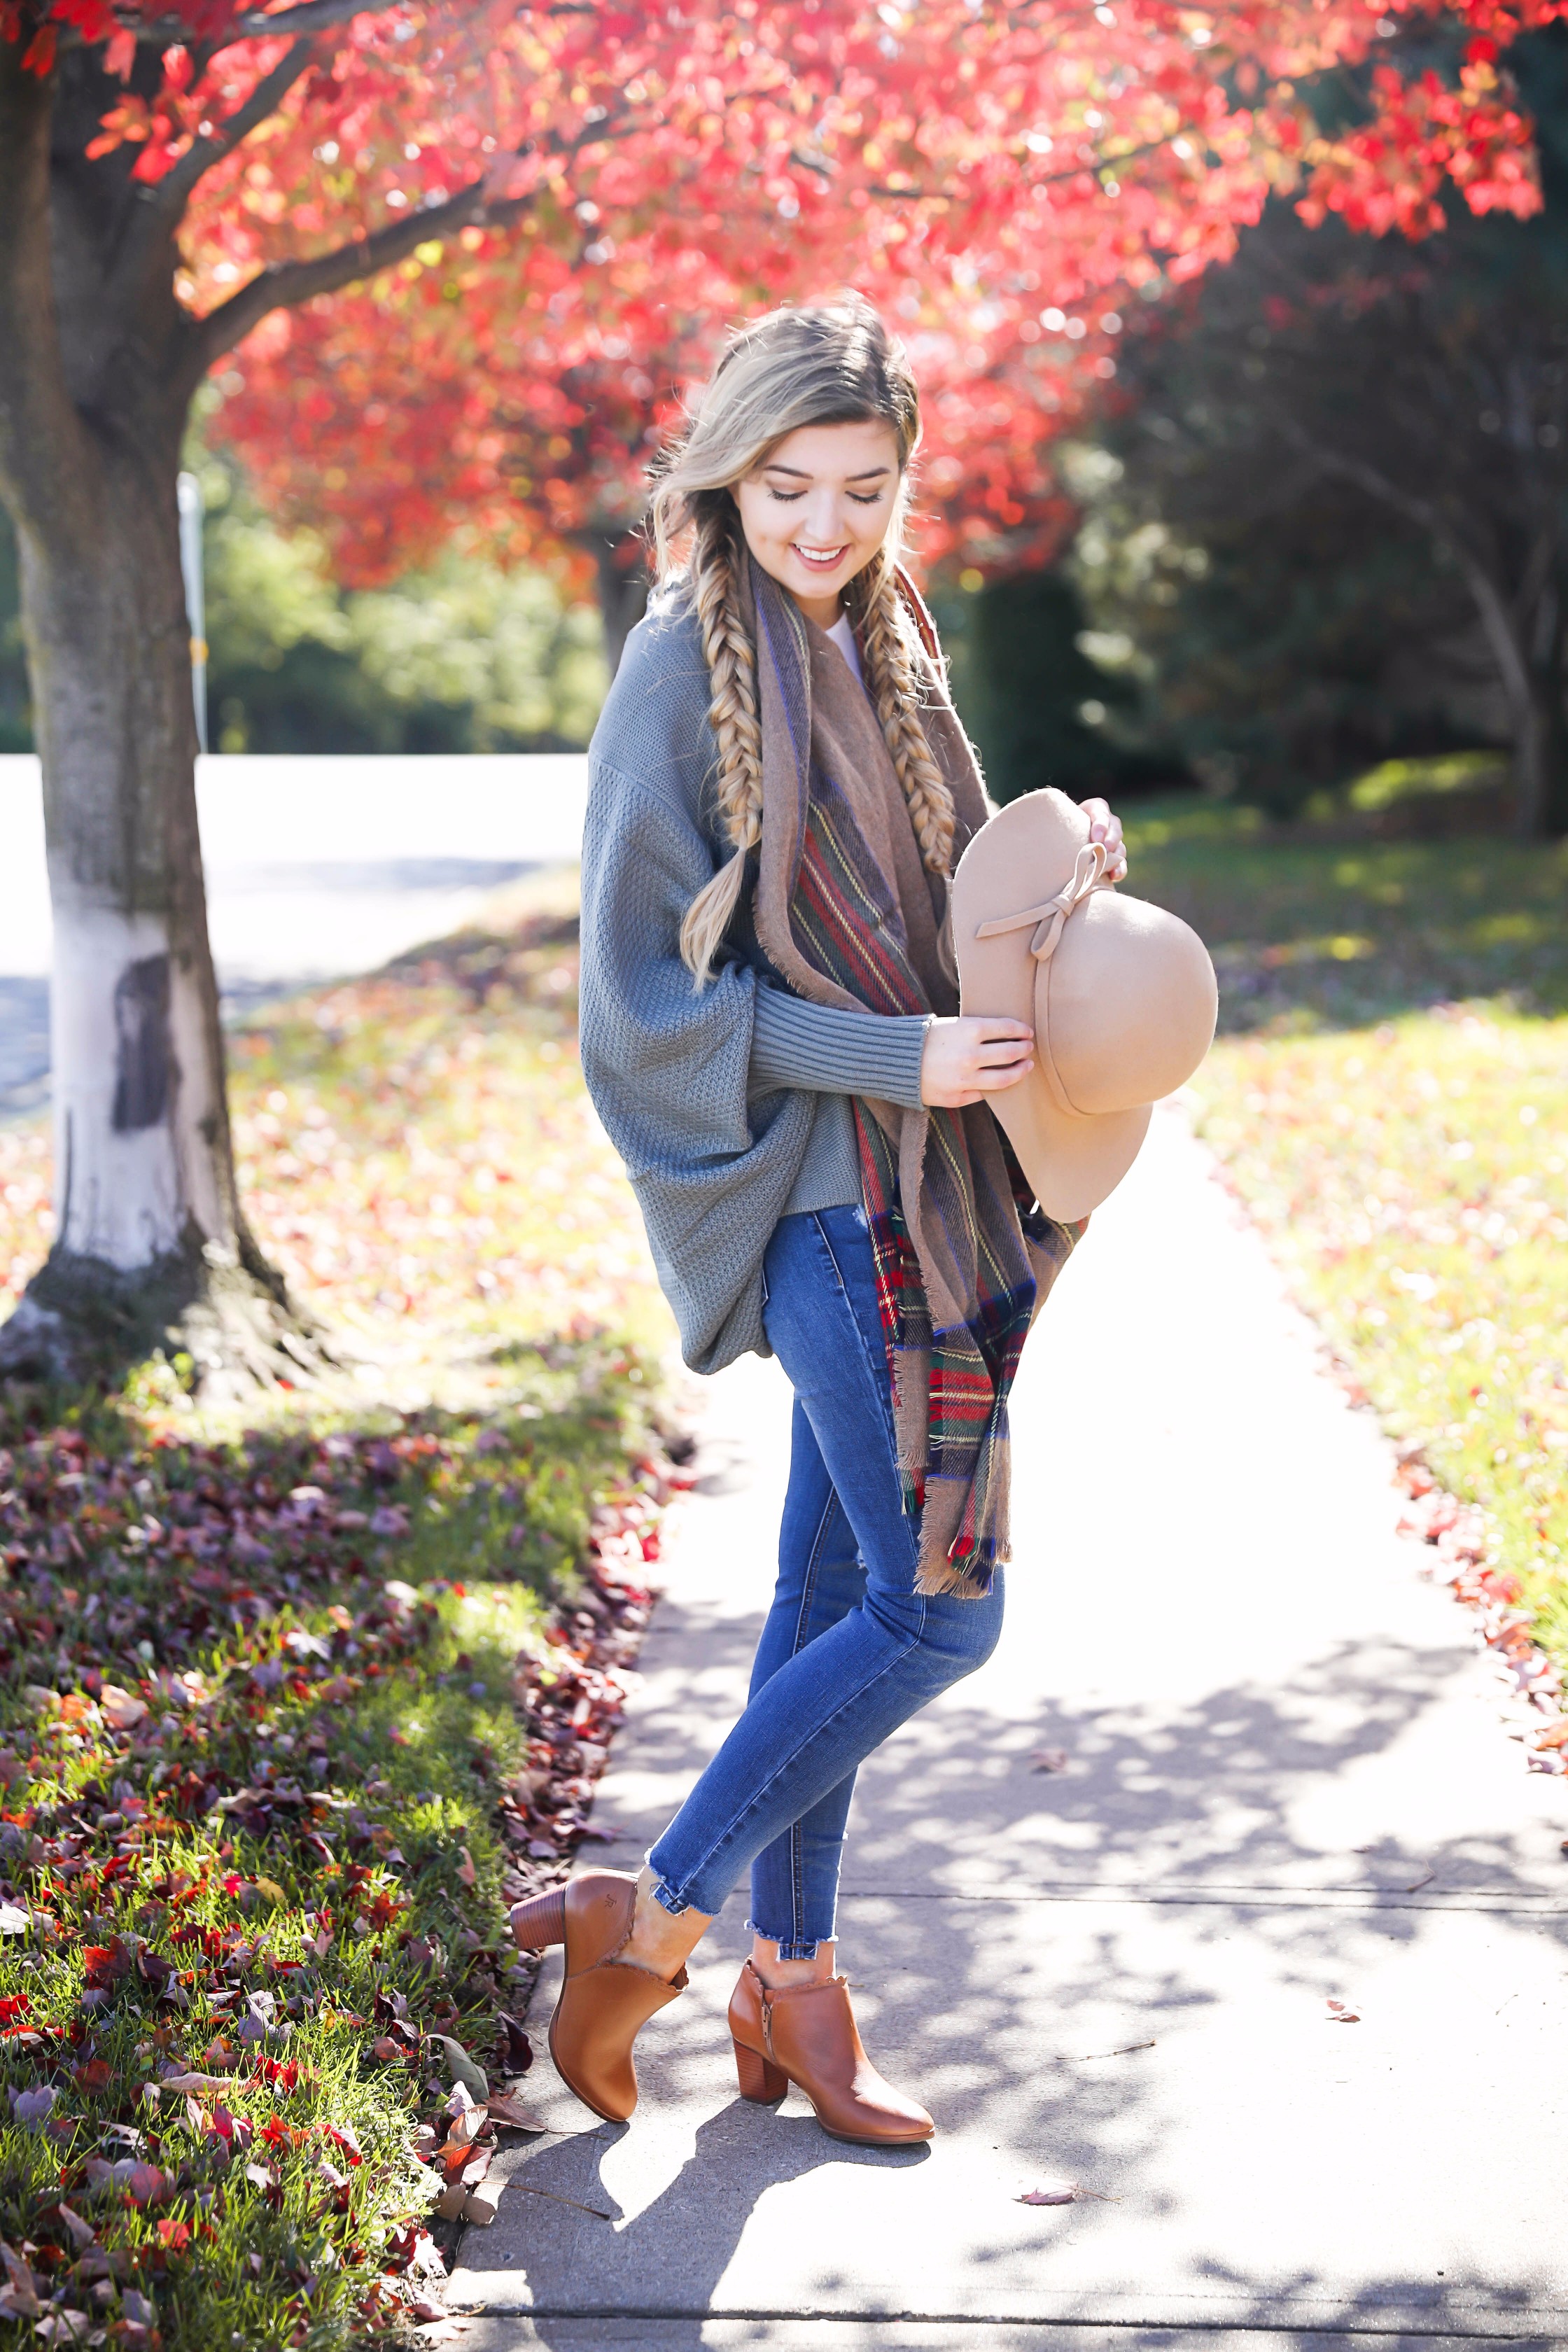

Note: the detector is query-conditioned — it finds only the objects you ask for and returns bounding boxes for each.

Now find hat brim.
[990,1087,1151,1224]
[952,787,1152,1222]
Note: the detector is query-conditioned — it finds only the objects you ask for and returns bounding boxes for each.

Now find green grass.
[0,895,671,2346]
[1124,795,1568,1676]
[1121,794,1568,1034]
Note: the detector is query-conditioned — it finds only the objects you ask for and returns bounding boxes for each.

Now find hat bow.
[972,839,1109,965]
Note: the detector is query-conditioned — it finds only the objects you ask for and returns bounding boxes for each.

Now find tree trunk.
[1452,552,1567,841]
[1,423,314,1390]
[586,531,649,678]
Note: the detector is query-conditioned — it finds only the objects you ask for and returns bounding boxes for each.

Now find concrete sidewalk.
[450,1107,1568,2349]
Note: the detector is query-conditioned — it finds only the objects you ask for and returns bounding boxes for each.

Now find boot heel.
[733,2037,788,2104]
[510,1887,568,1949]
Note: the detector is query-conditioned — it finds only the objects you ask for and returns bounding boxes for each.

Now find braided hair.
[677,496,764,983]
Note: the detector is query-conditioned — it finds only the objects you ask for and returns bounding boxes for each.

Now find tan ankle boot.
[511,1872,685,2124]
[727,1959,934,2146]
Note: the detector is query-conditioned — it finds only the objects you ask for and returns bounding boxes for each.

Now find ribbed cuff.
[750,987,929,1111]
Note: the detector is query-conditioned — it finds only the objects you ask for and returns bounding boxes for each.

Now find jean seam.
[784,1484,841,1949]
[656,1621,924,1910]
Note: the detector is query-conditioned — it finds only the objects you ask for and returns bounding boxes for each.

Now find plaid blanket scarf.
[746,559,1080,1597]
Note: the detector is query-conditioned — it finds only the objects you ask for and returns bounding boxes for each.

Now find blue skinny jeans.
[647,1204,1004,1957]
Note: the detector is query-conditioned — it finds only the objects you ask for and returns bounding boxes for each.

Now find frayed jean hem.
[748,1920,828,1960]
[648,1874,695,1919]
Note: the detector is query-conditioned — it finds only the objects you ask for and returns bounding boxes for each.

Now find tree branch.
[49,0,386,51]
[102,38,321,341]
[226,0,401,32]
[159,39,320,219]
[1278,415,1543,820]
[181,178,533,390]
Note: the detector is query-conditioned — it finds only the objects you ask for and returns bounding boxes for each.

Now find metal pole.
[176,470,208,754]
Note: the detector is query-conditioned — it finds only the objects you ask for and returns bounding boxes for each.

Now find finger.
[972,1018,1035,1041]
[973,1058,1035,1091]
[976,1040,1035,1068]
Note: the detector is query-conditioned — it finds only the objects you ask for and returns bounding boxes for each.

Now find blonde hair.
[649,295,956,986]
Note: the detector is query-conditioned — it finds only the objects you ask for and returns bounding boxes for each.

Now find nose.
[797,486,848,547]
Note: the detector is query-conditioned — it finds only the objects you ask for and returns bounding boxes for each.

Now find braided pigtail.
[677,497,764,986]
[854,551,956,878]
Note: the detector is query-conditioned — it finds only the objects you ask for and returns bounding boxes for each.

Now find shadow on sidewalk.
[460,1640,1565,2330]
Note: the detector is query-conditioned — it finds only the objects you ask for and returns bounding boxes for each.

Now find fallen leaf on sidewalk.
[508,2182,612,2218]
[485,2093,547,2132]
[1017,2180,1121,2205]
[1057,2040,1156,2062]
[1030,1747,1070,1772]
[1326,1999,1362,2022]
[1406,1870,1435,1893]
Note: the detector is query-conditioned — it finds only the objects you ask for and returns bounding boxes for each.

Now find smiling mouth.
[792,543,850,570]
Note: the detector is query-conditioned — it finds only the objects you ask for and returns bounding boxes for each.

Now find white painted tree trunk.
[48,899,229,1269]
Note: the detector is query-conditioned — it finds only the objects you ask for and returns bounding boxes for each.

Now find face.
[732,417,902,628]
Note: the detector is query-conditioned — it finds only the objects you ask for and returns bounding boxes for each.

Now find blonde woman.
[512,296,1126,2146]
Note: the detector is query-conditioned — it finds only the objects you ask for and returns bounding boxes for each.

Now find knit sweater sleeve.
[750,986,930,1112]
[577,601,821,1377]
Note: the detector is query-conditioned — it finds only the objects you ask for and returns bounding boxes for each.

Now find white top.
[826,610,866,690]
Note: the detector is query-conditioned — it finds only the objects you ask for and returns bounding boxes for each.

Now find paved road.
[0,752,587,1112]
[449,1107,1568,2351]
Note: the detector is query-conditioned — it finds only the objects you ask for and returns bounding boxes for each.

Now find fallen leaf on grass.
[52,2204,95,2250]
[34,2311,92,2346]
[81,2159,167,2204]
[99,1684,148,1730]
[428,2032,487,2099]
[1326,1999,1362,2023]
[493,2012,533,2074]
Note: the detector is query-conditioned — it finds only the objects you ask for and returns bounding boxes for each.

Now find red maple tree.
[0,0,1558,1380]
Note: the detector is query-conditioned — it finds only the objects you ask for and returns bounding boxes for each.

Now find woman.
[512,295,1126,2147]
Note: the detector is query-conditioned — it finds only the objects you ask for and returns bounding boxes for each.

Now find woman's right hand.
[920,1016,1035,1109]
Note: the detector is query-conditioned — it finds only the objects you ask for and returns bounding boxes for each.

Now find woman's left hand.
[1079,796,1128,884]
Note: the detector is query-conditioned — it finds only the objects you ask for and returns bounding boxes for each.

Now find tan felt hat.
[952,788,1218,1222]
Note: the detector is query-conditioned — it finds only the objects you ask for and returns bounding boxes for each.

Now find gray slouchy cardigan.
[578,596,931,1374]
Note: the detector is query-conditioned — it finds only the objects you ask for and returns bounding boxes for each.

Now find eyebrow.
[763,461,892,482]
